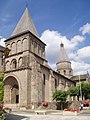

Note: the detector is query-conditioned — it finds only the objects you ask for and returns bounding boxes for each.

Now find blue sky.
[0,0,90,75]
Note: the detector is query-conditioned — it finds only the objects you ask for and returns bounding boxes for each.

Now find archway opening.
[4,76,19,104]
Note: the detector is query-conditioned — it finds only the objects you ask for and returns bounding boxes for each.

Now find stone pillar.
[49,70,55,102]
[38,70,43,103]
[27,69,31,107]
[30,59,38,103]
[0,51,3,72]
[19,70,28,109]
[0,52,3,65]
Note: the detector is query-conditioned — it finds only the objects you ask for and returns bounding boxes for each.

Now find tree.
[53,90,68,101]
[53,90,68,110]
[79,82,90,100]
[68,82,90,100]
[67,86,79,100]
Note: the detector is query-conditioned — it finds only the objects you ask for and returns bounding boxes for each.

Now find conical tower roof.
[57,43,69,63]
[11,8,39,37]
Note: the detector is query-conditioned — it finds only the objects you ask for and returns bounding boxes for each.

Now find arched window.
[6,61,10,71]
[22,38,27,51]
[11,42,16,54]
[18,57,22,67]
[17,40,21,53]
[11,59,17,69]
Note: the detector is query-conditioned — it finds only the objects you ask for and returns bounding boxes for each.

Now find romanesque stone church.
[0,8,89,109]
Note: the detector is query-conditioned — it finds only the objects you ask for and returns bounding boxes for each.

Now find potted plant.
[42,102,48,107]
[63,107,79,116]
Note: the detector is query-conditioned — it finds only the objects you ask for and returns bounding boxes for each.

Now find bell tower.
[56,43,73,78]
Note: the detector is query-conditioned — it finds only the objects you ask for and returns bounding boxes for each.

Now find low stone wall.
[63,111,78,116]
[37,102,57,110]
[26,102,57,110]
[26,102,67,110]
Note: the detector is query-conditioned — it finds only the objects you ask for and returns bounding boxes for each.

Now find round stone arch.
[11,59,17,69]
[22,38,27,51]
[11,42,16,54]
[17,40,21,53]
[4,75,20,104]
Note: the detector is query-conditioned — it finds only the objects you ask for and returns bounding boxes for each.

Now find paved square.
[5,114,90,120]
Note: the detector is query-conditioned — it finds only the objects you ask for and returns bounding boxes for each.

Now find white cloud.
[67,35,85,51]
[76,46,90,61]
[72,61,90,75]
[80,23,90,35]
[40,29,90,75]
[40,30,85,52]
[71,35,85,46]
[0,36,5,47]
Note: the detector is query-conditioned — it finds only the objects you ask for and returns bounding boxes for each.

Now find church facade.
[0,8,89,109]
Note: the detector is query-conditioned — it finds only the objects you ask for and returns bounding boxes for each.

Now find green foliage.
[68,82,90,100]
[0,115,4,120]
[80,82,90,100]
[67,86,79,97]
[53,90,68,102]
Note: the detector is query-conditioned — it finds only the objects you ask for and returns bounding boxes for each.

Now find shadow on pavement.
[5,113,28,120]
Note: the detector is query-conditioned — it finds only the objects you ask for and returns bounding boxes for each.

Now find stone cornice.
[4,67,32,73]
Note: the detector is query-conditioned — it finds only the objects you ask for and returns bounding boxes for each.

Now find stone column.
[49,70,55,102]
[19,70,28,109]
[0,52,3,65]
[0,51,3,72]
[38,70,43,103]
[30,59,38,103]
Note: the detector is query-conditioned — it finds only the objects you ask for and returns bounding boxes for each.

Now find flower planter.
[63,110,78,116]
[63,108,79,116]
[43,102,48,107]
[4,107,12,113]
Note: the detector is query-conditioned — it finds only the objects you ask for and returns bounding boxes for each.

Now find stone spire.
[57,42,69,64]
[11,8,39,37]
[56,42,73,78]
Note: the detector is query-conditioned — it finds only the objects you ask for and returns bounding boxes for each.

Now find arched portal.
[4,76,19,104]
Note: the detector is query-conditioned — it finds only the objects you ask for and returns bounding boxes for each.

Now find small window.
[18,57,22,67]
[69,71,71,75]
[43,74,45,85]
[55,79,57,88]
[64,70,66,75]
[12,59,17,69]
